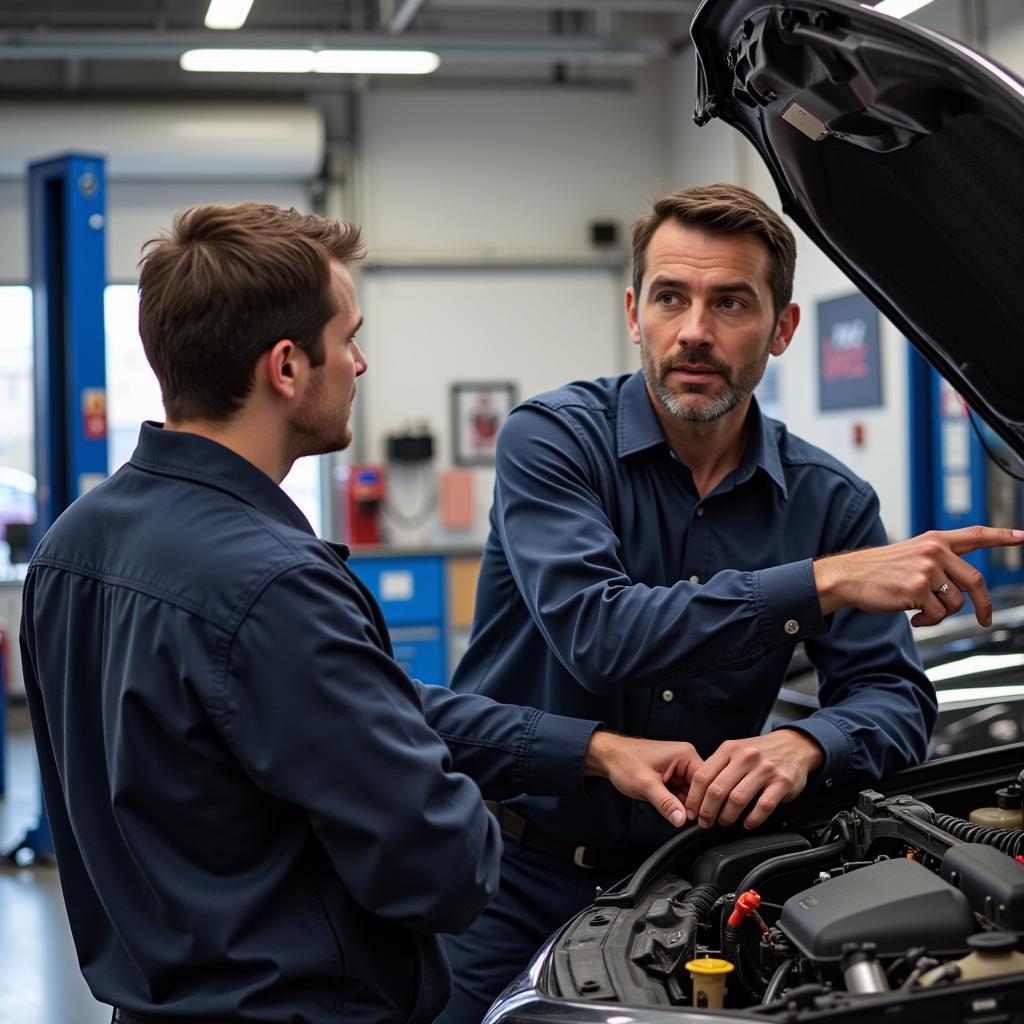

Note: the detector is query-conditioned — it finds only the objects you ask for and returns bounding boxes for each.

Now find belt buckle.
[573,845,594,869]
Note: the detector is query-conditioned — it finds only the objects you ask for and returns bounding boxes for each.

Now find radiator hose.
[933,814,1024,857]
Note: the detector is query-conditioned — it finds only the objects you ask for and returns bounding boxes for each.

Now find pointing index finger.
[946,526,1024,556]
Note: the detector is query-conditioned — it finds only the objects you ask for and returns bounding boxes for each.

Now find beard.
[289,370,354,459]
[642,334,771,424]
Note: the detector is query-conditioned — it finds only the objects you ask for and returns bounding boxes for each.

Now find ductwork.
[0,102,324,180]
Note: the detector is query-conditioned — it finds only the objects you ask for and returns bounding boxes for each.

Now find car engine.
[548,768,1024,1018]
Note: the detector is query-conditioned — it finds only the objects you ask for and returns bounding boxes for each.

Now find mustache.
[659,352,731,377]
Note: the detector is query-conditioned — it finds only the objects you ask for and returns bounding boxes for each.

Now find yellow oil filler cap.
[685,957,735,1009]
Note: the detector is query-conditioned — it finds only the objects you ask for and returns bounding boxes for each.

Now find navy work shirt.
[19,423,600,1024]
[452,371,937,850]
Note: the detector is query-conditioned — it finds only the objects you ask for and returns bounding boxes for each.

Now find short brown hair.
[138,203,365,422]
[630,183,796,316]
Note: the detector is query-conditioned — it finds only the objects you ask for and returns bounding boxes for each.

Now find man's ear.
[626,287,642,345]
[770,303,800,357]
[264,339,306,399]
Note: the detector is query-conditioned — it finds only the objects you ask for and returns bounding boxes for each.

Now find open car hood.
[691,0,1024,457]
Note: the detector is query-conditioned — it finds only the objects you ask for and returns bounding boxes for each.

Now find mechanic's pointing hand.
[814,526,1024,628]
[584,732,703,828]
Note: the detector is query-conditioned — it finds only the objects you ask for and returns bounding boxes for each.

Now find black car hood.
[691,0,1024,457]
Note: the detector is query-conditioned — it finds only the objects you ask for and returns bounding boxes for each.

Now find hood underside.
[691,0,1024,457]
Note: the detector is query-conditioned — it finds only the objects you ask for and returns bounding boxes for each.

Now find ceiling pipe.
[388,0,431,34]
[431,0,694,11]
[0,29,668,64]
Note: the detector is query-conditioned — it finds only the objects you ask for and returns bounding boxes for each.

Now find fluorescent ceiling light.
[314,50,440,74]
[180,48,440,74]
[926,652,1024,684]
[204,0,255,30]
[872,0,936,18]
[181,49,314,73]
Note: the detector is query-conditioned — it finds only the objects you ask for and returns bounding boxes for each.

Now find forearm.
[520,560,826,692]
[804,605,938,784]
[420,683,599,799]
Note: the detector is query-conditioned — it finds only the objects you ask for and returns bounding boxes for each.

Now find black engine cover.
[779,857,975,961]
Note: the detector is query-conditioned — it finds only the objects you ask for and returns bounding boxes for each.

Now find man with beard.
[18,203,709,1024]
[439,183,1024,1023]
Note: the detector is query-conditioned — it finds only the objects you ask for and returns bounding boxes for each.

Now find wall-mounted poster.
[450,381,518,466]
[755,360,782,420]
[817,292,883,411]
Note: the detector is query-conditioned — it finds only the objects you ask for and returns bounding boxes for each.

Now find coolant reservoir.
[919,931,1024,987]
[969,783,1024,829]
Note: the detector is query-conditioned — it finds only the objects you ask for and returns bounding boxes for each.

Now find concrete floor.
[0,701,111,1024]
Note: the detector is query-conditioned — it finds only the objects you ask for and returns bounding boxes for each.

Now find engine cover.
[778,857,975,961]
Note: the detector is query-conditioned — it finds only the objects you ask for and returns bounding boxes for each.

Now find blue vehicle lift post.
[2,154,108,866]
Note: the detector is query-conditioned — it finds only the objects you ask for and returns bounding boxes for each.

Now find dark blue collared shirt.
[20,423,598,1024]
[452,371,936,849]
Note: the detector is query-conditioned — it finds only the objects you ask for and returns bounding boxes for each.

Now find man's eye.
[719,297,743,311]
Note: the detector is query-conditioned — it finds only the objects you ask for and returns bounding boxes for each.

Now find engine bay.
[548,759,1024,1020]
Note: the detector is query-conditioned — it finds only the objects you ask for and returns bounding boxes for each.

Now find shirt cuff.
[752,559,827,645]
[778,715,852,792]
[527,712,603,796]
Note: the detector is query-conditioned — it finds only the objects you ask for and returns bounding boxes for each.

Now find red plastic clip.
[1015,855,1024,866]
[727,889,762,928]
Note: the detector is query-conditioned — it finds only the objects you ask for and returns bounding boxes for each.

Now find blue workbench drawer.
[389,627,446,686]
[347,556,444,625]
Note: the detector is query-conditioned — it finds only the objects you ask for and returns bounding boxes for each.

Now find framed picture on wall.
[450,381,518,466]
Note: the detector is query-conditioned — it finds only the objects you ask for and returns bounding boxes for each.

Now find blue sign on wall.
[817,292,883,411]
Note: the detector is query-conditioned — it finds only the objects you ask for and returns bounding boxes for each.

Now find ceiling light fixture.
[204,0,255,30]
[872,0,937,18]
[182,49,314,73]
[180,48,441,74]
[314,50,440,74]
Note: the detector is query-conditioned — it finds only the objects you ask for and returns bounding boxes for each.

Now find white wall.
[358,68,672,256]
[350,70,673,542]
[359,265,625,544]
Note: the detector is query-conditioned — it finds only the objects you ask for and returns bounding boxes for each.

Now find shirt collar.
[129,421,319,536]
[617,370,670,457]
[616,370,788,500]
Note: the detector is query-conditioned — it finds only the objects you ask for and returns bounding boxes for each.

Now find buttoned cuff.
[778,715,852,792]
[528,712,603,795]
[753,559,827,645]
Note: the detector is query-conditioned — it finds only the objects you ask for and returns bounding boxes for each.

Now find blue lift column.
[3,154,109,865]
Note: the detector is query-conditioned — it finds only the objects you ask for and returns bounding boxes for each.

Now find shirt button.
[825,778,834,787]
[661,690,674,702]
[696,507,704,517]
[689,575,700,584]
[784,619,800,635]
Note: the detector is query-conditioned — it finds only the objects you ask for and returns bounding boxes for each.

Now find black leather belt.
[114,1011,234,1023]
[485,801,650,872]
